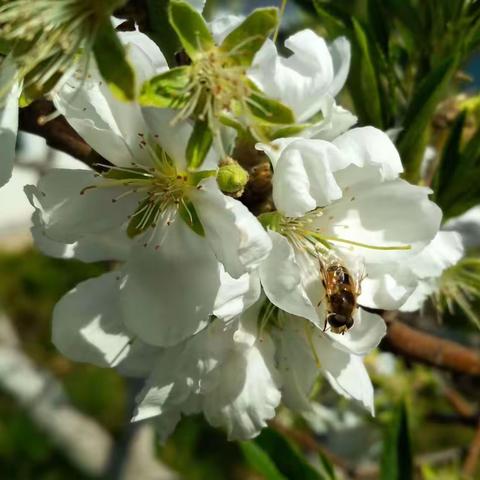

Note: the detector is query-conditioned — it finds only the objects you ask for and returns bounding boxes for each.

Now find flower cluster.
[24,2,444,440]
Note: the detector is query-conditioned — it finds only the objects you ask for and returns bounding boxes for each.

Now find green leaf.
[397,57,458,182]
[140,66,191,108]
[255,429,327,480]
[318,450,337,480]
[186,120,213,169]
[240,441,288,480]
[168,0,213,60]
[179,200,205,236]
[146,0,181,66]
[247,90,296,125]
[93,19,136,102]
[380,402,413,480]
[220,7,278,66]
[348,18,383,128]
[127,199,159,238]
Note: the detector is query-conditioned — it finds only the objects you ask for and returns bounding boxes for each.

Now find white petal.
[0,63,20,187]
[408,231,464,279]
[270,139,349,217]
[444,205,480,249]
[327,37,351,97]
[31,210,132,262]
[307,96,357,141]
[399,281,436,312]
[52,272,158,377]
[120,219,224,346]
[25,169,140,243]
[327,309,386,356]
[259,231,320,325]
[119,30,168,87]
[214,271,261,321]
[191,178,272,278]
[250,30,335,122]
[53,65,151,167]
[315,335,374,414]
[333,127,403,183]
[315,179,442,264]
[273,316,319,413]
[202,314,281,440]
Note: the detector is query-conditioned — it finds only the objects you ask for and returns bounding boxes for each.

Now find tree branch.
[382,317,480,376]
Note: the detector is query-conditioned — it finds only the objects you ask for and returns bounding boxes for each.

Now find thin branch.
[381,317,480,376]
[463,420,480,478]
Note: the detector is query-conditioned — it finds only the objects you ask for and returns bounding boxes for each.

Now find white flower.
[53,278,281,441]
[399,231,464,312]
[0,58,21,188]
[26,30,271,347]
[257,126,442,338]
[249,29,356,140]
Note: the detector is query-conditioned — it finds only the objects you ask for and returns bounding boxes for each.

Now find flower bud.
[217,159,249,197]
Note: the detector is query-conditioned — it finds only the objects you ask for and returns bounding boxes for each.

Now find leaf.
[93,19,136,102]
[380,402,413,480]
[139,66,191,108]
[220,8,278,66]
[348,18,383,128]
[186,120,213,169]
[178,200,205,236]
[318,450,337,480]
[246,89,296,125]
[397,57,458,182]
[168,0,213,60]
[240,441,288,480]
[255,428,327,480]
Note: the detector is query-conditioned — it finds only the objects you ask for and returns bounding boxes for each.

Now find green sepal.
[220,7,279,66]
[168,0,214,60]
[268,123,310,140]
[179,200,205,236]
[93,19,136,102]
[127,199,159,238]
[247,89,296,125]
[186,120,213,169]
[140,66,191,108]
[188,169,217,186]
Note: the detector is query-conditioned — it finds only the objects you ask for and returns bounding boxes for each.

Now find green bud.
[217,160,249,196]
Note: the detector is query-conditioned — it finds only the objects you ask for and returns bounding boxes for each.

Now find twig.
[381,317,480,376]
[463,420,480,478]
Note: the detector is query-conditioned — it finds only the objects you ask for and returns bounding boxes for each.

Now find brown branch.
[18,100,105,168]
[381,317,480,376]
[463,420,480,478]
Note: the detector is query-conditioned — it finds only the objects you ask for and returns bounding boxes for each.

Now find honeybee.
[318,258,362,335]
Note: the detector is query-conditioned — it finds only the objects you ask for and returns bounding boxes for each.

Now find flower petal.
[273,316,319,413]
[327,36,351,97]
[120,219,226,346]
[269,139,349,217]
[327,309,386,356]
[444,205,480,249]
[315,179,442,264]
[259,231,320,325]
[52,272,158,377]
[191,178,272,278]
[333,127,403,184]
[25,169,140,243]
[314,334,374,415]
[202,311,281,440]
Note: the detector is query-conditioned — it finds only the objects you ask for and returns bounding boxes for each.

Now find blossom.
[52,277,281,441]
[249,29,357,140]
[399,231,464,312]
[257,126,442,338]
[26,29,271,347]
